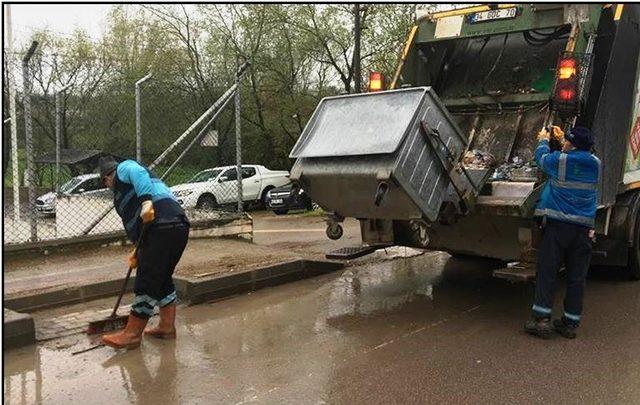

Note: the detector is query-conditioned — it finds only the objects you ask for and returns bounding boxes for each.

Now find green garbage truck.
[289,4,640,280]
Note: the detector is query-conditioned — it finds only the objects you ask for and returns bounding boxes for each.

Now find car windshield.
[60,177,84,194]
[189,169,222,183]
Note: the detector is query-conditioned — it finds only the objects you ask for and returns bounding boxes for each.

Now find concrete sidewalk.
[4,238,302,300]
[4,213,361,302]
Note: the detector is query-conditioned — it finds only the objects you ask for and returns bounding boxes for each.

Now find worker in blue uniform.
[525,126,600,339]
[99,156,190,349]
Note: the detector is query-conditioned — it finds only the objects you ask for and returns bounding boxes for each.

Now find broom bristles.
[86,315,128,335]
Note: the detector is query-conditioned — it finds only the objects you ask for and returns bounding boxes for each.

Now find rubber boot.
[144,303,176,339]
[102,313,148,349]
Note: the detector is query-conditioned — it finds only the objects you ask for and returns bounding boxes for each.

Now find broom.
[86,225,148,335]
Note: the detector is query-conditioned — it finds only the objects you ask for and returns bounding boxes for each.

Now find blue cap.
[565,126,594,151]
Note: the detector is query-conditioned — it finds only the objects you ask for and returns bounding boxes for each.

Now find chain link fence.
[3,48,248,246]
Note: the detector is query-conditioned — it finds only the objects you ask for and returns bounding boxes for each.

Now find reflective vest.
[113,160,187,242]
[533,139,600,227]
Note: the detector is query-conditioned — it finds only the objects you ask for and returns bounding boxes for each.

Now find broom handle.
[109,225,149,318]
[110,265,134,318]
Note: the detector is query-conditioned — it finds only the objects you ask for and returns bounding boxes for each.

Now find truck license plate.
[271,198,283,204]
[469,7,517,23]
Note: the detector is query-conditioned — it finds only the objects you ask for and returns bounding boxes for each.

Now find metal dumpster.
[289,87,469,222]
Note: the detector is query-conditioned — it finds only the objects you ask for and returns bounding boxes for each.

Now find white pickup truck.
[170,165,290,210]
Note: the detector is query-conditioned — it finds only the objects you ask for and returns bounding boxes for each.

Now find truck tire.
[196,194,218,211]
[627,212,640,280]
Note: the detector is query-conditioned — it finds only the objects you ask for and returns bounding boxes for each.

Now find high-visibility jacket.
[113,160,187,242]
[533,139,600,228]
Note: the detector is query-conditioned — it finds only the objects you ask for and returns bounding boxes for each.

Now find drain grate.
[326,246,380,260]
[493,263,536,282]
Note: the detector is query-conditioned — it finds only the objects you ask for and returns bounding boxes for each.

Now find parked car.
[36,173,107,215]
[170,165,290,210]
[265,183,316,215]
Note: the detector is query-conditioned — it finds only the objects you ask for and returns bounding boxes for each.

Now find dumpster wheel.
[326,223,344,240]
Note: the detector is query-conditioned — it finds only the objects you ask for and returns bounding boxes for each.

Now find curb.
[3,309,36,349]
[174,259,345,305]
[4,277,136,313]
[4,259,344,313]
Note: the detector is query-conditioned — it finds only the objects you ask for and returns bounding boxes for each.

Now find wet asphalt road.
[4,250,640,404]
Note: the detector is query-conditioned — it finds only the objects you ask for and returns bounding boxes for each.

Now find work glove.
[550,125,565,141]
[537,128,550,142]
[140,200,155,224]
[538,126,565,142]
[128,249,138,269]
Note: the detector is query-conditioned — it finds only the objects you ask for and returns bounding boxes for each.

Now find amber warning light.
[369,72,384,92]
[558,58,577,80]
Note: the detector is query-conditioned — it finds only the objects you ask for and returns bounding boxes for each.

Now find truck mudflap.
[289,87,487,224]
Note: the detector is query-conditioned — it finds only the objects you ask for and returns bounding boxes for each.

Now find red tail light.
[557,87,576,102]
[369,72,384,92]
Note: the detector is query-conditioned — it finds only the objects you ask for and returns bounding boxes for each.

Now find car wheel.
[260,187,274,209]
[274,209,289,215]
[196,194,218,211]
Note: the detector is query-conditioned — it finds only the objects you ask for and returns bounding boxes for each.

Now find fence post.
[55,84,71,194]
[235,69,243,214]
[22,41,38,242]
[6,5,21,221]
[135,73,152,163]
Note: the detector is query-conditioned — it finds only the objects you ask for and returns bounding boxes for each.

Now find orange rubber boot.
[102,314,148,349]
[144,303,176,339]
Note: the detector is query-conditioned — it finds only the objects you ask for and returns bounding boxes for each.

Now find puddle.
[326,252,448,319]
[2,251,504,404]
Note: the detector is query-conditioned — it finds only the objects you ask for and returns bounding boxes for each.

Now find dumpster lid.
[290,87,428,158]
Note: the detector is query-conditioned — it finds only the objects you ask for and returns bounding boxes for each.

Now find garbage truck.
[289,4,640,280]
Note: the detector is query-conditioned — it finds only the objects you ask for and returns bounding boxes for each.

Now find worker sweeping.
[525,126,600,339]
[99,156,189,349]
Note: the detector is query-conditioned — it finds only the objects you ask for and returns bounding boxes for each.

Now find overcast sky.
[6,4,112,47]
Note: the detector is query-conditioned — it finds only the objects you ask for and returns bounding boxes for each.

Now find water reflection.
[326,253,446,319]
[3,344,42,405]
[101,341,178,405]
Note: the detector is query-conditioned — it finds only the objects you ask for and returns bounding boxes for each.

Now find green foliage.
[9,4,415,180]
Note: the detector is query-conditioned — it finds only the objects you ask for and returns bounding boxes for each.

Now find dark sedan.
[265,183,315,215]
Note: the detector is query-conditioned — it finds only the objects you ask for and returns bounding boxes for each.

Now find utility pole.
[353,3,362,93]
[5,4,20,221]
